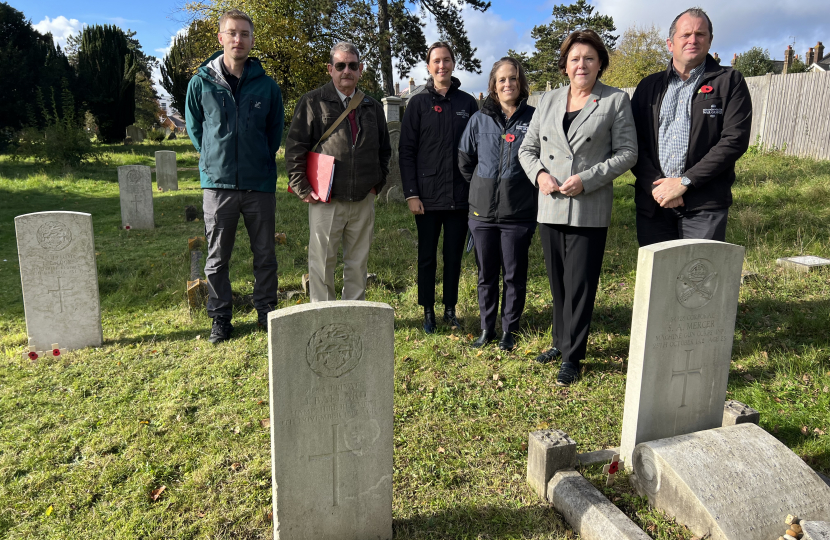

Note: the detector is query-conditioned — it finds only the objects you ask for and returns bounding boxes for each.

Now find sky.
[20,0,830,98]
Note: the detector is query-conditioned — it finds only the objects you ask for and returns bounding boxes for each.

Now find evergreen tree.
[733,47,774,77]
[508,0,617,91]
[160,20,214,115]
[76,25,139,143]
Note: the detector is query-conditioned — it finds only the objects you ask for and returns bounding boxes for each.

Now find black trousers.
[203,189,278,320]
[414,209,468,308]
[636,207,729,247]
[539,223,608,367]
[468,219,536,332]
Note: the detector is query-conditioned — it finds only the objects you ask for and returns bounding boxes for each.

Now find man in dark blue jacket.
[185,9,284,343]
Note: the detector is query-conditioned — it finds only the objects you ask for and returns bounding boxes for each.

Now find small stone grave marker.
[602,453,623,486]
[620,240,745,465]
[631,423,830,540]
[155,150,178,191]
[117,165,154,229]
[15,211,103,351]
[776,255,830,273]
[125,124,145,142]
[268,302,394,540]
[378,121,404,203]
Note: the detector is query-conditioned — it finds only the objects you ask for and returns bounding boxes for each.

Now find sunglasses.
[333,62,360,72]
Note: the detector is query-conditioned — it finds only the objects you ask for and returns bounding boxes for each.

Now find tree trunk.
[377,0,394,96]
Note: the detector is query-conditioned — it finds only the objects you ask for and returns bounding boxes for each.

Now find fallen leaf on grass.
[437,446,445,454]
[198,512,206,518]
[45,505,53,516]
[231,462,242,471]
[448,334,459,341]
[497,381,504,387]
[466,334,474,340]
[476,350,483,357]
[150,486,166,501]
[233,426,240,434]
[801,426,810,435]
[493,373,500,381]
[260,418,270,428]
[525,389,533,395]
[814,428,826,436]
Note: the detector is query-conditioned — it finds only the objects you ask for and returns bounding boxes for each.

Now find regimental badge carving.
[126,169,143,186]
[676,258,718,309]
[306,324,362,378]
[36,221,72,251]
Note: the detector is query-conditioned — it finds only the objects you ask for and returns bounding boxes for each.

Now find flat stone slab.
[15,211,102,351]
[620,240,745,465]
[268,301,394,540]
[577,448,620,466]
[548,470,651,540]
[631,423,830,540]
[776,256,830,272]
[802,521,830,540]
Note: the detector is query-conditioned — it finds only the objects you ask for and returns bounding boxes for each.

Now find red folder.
[288,151,335,203]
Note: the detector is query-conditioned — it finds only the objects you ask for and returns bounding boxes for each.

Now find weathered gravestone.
[155,150,178,191]
[620,240,744,465]
[14,211,102,351]
[117,165,154,229]
[378,121,404,203]
[802,521,830,540]
[631,423,830,540]
[125,125,145,142]
[776,255,830,273]
[268,301,394,540]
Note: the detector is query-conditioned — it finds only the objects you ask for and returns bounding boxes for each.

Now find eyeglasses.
[332,61,360,72]
[221,30,252,39]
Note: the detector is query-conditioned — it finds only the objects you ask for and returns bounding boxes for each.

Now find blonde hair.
[218,9,254,32]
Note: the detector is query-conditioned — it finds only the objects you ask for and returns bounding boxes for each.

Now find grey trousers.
[203,189,278,320]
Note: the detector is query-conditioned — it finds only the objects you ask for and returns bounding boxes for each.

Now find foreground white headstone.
[117,165,154,229]
[632,423,830,540]
[620,240,744,465]
[268,301,393,540]
[15,211,102,351]
[155,150,178,191]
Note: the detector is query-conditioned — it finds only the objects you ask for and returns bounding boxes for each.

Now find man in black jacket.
[631,7,752,246]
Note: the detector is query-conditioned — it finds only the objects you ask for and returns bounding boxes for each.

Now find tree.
[76,25,139,143]
[788,57,807,73]
[161,20,214,114]
[509,0,617,91]
[602,24,670,89]
[0,2,76,132]
[733,47,774,77]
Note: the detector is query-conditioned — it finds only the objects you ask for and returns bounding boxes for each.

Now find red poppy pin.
[503,133,516,143]
[433,105,443,113]
[698,85,713,94]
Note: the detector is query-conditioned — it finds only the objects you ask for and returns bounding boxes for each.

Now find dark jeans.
[636,207,729,247]
[414,209,468,308]
[203,189,278,321]
[469,219,536,333]
[539,223,608,368]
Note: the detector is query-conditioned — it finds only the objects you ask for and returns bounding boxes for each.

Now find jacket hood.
[481,96,530,126]
[197,51,266,88]
[426,76,462,96]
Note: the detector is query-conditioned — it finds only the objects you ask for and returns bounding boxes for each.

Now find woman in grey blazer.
[518,29,637,386]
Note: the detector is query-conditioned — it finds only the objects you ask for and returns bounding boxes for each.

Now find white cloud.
[153,27,190,100]
[32,16,85,49]
[155,27,189,57]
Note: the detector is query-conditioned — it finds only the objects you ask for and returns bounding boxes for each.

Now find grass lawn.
[0,139,828,539]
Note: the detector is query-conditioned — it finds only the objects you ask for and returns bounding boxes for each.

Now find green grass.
[0,140,828,539]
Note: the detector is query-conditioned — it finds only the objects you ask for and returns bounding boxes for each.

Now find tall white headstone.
[15,211,103,351]
[268,301,394,540]
[620,240,745,465]
[117,165,154,229]
[155,150,178,191]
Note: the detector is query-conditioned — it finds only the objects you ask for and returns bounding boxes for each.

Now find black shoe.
[556,362,580,386]
[443,306,461,329]
[534,347,562,364]
[209,317,233,344]
[498,331,516,351]
[257,306,276,330]
[471,329,497,348]
[423,307,437,334]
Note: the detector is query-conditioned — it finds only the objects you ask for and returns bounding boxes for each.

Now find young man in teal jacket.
[185,9,284,344]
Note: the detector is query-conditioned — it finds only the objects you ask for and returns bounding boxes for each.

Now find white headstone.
[14,211,102,351]
[632,423,830,540]
[155,150,178,191]
[620,240,745,465]
[117,165,154,229]
[268,301,394,540]
[776,255,830,272]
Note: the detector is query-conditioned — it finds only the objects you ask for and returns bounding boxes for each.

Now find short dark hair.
[558,30,610,78]
[487,57,530,103]
[669,7,713,41]
[426,41,455,65]
[218,9,254,32]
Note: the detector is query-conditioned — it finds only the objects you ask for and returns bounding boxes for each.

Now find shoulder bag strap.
[311,90,365,153]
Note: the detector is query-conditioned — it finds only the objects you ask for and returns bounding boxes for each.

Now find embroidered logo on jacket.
[455,111,470,118]
[515,123,529,133]
[254,102,261,109]
[702,107,723,117]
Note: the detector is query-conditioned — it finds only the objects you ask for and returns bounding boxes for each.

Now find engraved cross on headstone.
[129,193,142,214]
[47,277,73,313]
[309,424,357,507]
[672,349,702,408]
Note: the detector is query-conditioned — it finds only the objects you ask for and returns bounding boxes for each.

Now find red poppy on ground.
[608,461,619,474]
[433,105,443,113]
[125,225,131,230]
[28,351,38,360]
[53,349,61,356]
[504,133,516,143]
[699,85,714,93]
